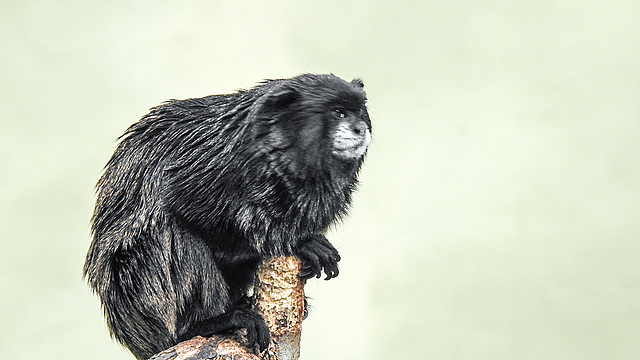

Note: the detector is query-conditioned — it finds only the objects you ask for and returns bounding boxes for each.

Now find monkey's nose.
[351,121,368,136]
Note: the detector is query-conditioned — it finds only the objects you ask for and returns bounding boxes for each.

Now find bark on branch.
[149,257,304,360]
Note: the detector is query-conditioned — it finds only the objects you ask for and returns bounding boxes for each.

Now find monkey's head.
[252,74,372,178]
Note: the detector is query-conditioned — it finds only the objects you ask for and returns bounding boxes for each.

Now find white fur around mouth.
[331,123,371,159]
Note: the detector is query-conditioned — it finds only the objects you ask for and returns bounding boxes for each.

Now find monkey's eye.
[333,109,346,119]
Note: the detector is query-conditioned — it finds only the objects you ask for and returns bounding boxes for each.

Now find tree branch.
[149,256,304,360]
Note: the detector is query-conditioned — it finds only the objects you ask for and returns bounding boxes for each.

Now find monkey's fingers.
[320,253,340,280]
[322,261,339,280]
[313,239,340,280]
[299,254,323,280]
[296,234,342,280]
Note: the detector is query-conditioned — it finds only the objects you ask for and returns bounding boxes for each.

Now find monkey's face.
[328,107,372,160]
[255,75,371,178]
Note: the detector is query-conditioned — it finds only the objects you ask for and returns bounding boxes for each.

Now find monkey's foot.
[182,307,270,352]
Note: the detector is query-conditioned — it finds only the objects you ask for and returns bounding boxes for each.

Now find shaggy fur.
[84,74,371,359]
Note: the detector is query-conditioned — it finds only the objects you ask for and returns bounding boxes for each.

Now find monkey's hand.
[296,234,341,280]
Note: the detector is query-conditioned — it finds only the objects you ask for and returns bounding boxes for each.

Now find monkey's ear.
[264,87,300,110]
[351,78,365,88]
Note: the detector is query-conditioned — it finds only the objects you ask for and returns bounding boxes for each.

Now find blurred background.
[1,1,639,359]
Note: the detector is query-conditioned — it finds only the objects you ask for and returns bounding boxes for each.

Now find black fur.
[83,74,371,359]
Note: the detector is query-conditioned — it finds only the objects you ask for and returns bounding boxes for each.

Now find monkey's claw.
[182,306,270,352]
[296,235,341,280]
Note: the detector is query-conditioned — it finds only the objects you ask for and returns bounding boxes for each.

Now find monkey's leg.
[97,238,180,360]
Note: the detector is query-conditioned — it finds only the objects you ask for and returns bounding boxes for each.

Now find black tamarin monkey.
[84,74,372,359]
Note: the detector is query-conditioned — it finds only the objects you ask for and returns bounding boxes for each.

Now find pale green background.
[1,1,639,359]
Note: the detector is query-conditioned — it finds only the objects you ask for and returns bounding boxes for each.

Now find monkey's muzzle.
[331,121,372,159]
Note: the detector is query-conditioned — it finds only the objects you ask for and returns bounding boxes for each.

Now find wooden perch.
[149,256,305,360]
